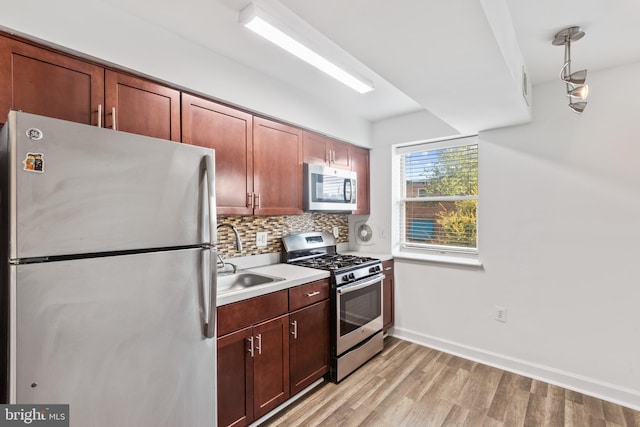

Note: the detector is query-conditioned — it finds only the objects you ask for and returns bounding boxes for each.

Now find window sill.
[392,251,483,268]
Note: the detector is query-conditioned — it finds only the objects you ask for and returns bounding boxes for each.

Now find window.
[395,136,478,261]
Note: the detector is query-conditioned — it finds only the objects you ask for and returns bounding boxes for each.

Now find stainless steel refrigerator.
[0,111,218,426]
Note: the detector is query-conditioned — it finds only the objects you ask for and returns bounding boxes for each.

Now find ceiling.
[102,0,640,133]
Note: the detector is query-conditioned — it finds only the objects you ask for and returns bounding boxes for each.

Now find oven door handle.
[337,274,385,295]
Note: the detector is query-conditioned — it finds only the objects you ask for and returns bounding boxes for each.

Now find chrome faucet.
[216,223,243,273]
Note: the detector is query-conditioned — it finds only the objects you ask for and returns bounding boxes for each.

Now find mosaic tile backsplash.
[216,213,348,258]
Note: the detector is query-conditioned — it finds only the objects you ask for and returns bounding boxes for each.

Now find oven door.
[336,274,384,355]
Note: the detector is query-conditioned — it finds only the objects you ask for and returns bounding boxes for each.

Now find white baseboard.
[391,326,640,411]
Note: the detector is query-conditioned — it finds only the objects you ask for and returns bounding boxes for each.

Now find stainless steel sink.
[217,272,285,294]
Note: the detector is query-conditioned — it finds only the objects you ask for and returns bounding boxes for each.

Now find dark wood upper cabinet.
[350,145,370,215]
[302,131,351,169]
[253,117,303,215]
[0,36,104,126]
[0,33,370,215]
[105,70,180,142]
[182,94,254,215]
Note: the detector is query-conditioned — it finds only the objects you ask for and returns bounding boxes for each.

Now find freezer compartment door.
[7,111,215,259]
[10,248,216,427]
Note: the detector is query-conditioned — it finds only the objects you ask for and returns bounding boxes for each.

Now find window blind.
[397,136,478,254]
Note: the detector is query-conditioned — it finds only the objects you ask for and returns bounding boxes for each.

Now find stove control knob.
[369,266,377,273]
[349,273,355,280]
[342,275,349,282]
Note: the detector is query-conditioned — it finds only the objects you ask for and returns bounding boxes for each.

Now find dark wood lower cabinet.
[217,326,253,427]
[217,314,290,426]
[253,314,290,419]
[217,281,330,427]
[382,260,395,332]
[289,300,330,395]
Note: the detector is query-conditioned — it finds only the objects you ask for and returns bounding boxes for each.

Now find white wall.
[0,0,371,145]
[349,110,459,249]
[363,62,640,409]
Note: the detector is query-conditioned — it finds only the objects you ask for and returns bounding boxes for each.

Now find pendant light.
[552,26,589,113]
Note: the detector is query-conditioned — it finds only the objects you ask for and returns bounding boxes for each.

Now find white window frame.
[392,135,482,267]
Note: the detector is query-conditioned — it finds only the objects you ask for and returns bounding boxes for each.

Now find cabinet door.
[0,36,104,126]
[351,146,370,215]
[302,131,350,169]
[382,260,395,332]
[182,94,254,215]
[253,117,303,215]
[289,300,329,395]
[330,140,351,169]
[218,326,254,427]
[252,314,290,419]
[302,131,330,165]
[104,70,180,141]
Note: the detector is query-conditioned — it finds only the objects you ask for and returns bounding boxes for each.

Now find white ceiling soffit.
[96,0,640,132]
[21,1,640,134]
[279,0,532,133]
[97,0,531,133]
[98,0,423,124]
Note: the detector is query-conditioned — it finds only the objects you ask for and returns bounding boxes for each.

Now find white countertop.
[215,251,393,306]
[216,263,330,306]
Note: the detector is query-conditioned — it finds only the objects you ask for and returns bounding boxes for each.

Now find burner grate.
[290,254,379,272]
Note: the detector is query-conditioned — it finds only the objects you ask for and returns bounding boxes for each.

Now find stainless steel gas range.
[281,232,385,383]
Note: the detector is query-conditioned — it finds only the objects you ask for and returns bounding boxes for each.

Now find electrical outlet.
[495,306,507,323]
[332,226,339,238]
[256,232,268,247]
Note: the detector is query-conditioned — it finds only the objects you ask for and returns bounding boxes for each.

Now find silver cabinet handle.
[255,334,262,355]
[248,336,254,358]
[204,154,217,339]
[306,291,320,297]
[111,107,116,130]
[97,104,102,128]
[384,267,392,271]
[291,320,298,339]
[247,193,253,209]
[254,193,261,209]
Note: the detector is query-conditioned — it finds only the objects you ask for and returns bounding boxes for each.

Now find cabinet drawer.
[217,290,288,336]
[289,279,330,311]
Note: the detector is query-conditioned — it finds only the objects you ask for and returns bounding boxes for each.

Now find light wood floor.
[262,336,640,427]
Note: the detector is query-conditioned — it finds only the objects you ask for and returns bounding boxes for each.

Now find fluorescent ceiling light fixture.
[239,3,374,94]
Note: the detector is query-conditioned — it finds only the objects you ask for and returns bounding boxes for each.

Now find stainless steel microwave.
[303,163,357,212]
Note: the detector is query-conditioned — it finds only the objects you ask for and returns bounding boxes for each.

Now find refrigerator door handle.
[204,153,218,339]
[205,247,217,339]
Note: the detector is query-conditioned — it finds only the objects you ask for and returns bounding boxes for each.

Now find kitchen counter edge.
[216,263,330,306]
